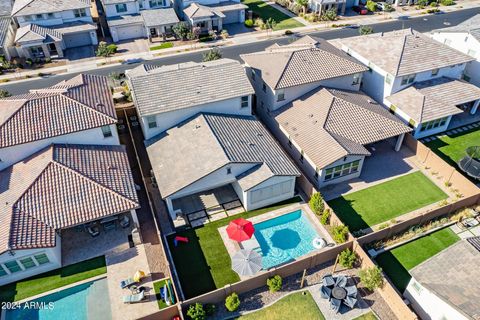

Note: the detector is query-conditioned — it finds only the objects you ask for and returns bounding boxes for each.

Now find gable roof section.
[241,36,368,90]
[0,74,116,148]
[433,14,480,42]
[0,144,139,253]
[183,3,225,19]
[338,28,475,76]
[12,0,89,16]
[127,59,254,117]
[275,88,411,168]
[15,23,62,43]
[141,8,179,27]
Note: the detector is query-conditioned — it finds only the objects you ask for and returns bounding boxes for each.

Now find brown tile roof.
[338,28,475,77]
[274,88,411,168]
[386,77,478,123]
[12,0,90,16]
[0,74,116,148]
[0,144,139,253]
[240,36,368,90]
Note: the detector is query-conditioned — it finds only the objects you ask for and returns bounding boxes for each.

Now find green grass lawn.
[242,0,304,30]
[375,227,460,293]
[153,278,175,309]
[237,291,325,320]
[167,197,301,299]
[0,256,107,303]
[150,42,173,51]
[327,172,448,232]
[352,312,378,320]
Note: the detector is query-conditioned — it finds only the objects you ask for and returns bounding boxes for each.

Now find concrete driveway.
[65,45,96,61]
[115,38,150,54]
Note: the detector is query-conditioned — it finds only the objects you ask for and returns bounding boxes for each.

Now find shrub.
[366,0,376,12]
[244,19,254,27]
[204,303,216,316]
[338,249,357,268]
[359,25,374,35]
[321,8,337,21]
[440,0,454,5]
[309,192,325,215]
[225,292,240,312]
[254,18,264,28]
[284,29,293,35]
[107,44,118,54]
[359,266,384,291]
[202,48,222,62]
[320,209,330,225]
[416,0,428,8]
[267,275,282,292]
[187,303,206,320]
[173,22,190,40]
[384,3,394,11]
[220,29,229,39]
[0,89,11,97]
[332,225,349,243]
[96,41,117,57]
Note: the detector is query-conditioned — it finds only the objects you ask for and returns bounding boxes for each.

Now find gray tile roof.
[127,59,254,116]
[12,0,90,16]
[0,0,12,16]
[338,28,475,77]
[146,113,299,197]
[102,0,136,4]
[207,1,247,12]
[15,21,97,44]
[107,14,144,27]
[0,16,10,48]
[386,77,479,123]
[183,2,225,19]
[0,144,139,254]
[241,36,368,90]
[433,14,480,42]
[141,8,179,27]
[0,74,116,148]
[410,240,480,320]
[274,87,411,168]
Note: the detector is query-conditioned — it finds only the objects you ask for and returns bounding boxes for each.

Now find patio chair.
[345,285,358,297]
[330,298,341,313]
[344,295,357,309]
[335,275,348,288]
[87,225,100,237]
[120,215,130,228]
[320,285,332,300]
[123,291,146,304]
[322,274,335,287]
[120,277,138,289]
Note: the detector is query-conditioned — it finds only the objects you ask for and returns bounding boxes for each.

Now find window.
[24,15,33,21]
[420,117,448,132]
[149,0,165,8]
[115,4,127,13]
[0,265,7,277]
[19,257,36,269]
[4,260,21,273]
[35,14,43,20]
[412,281,422,294]
[101,125,112,138]
[74,8,87,17]
[352,73,360,85]
[226,167,231,174]
[385,74,392,85]
[241,96,249,108]
[146,116,157,128]
[34,253,50,265]
[401,74,416,86]
[139,0,144,9]
[465,36,469,42]
[463,73,471,82]
[324,160,361,181]
[467,49,477,57]
[47,13,55,18]
[431,68,439,76]
[444,39,452,46]
[251,70,255,81]
[262,82,266,93]
[277,89,285,102]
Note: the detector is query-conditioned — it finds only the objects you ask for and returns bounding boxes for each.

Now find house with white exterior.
[405,237,480,320]
[0,0,16,60]
[146,113,300,220]
[0,144,139,286]
[181,1,246,32]
[126,58,254,140]
[0,74,120,171]
[102,0,179,42]
[431,14,480,87]
[12,0,98,58]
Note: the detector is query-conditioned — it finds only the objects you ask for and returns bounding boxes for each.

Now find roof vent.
[256,132,263,137]
[308,114,314,118]
[194,124,201,129]
[248,142,255,147]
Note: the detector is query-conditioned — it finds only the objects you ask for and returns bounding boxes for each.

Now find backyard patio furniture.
[320,285,332,299]
[322,274,335,286]
[319,275,358,312]
[120,215,130,228]
[120,278,138,289]
[330,298,341,313]
[227,218,255,242]
[87,225,100,237]
[344,295,357,309]
[345,285,358,297]
[335,275,347,287]
[231,249,262,276]
[123,291,146,304]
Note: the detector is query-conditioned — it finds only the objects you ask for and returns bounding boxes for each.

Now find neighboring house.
[405,237,480,320]
[0,74,120,171]
[431,14,480,87]
[0,0,16,60]
[182,1,246,32]
[0,144,139,286]
[146,113,300,219]
[126,59,254,140]
[12,0,98,58]
[102,0,179,42]
[385,77,480,138]
[307,0,350,16]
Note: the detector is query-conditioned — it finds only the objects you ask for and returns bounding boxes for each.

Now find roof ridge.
[60,93,117,121]
[201,113,236,164]
[274,50,295,89]
[394,34,409,76]
[0,99,27,129]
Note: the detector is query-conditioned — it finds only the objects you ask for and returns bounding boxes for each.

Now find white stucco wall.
[16,9,93,27]
[244,175,296,211]
[104,1,140,17]
[0,125,119,171]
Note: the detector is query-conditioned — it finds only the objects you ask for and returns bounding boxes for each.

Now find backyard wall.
[138,304,182,320]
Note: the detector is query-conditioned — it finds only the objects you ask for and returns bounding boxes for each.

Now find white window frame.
[324,160,360,181]
[241,96,249,108]
[101,125,113,138]
[115,4,127,13]
[146,115,157,129]
[74,8,87,17]
[401,74,416,86]
[277,89,285,102]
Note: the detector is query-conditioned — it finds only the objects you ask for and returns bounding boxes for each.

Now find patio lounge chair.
[322,274,335,287]
[87,225,100,237]
[345,285,358,297]
[320,285,332,299]
[335,275,348,288]
[344,295,357,309]
[120,278,138,289]
[123,291,145,304]
[330,298,341,313]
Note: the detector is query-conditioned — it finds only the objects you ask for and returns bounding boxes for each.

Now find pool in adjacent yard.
[254,210,321,269]
[5,278,111,320]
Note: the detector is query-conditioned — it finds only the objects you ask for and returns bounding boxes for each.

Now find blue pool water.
[5,278,112,320]
[254,210,320,269]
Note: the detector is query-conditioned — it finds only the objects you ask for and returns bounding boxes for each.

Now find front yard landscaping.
[242,0,304,30]
[375,227,459,292]
[167,197,301,299]
[327,172,448,232]
[150,42,174,51]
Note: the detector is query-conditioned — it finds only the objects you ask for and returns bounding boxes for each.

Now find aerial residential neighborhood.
[0,0,480,319]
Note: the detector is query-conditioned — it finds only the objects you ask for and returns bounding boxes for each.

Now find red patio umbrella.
[226,218,255,242]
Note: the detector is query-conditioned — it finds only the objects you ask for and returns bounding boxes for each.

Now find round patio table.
[331,286,347,300]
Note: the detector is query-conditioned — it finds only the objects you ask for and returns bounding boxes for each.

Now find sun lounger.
[345,285,357,297]
[335,275,347,288]
[123,291,145,304]
[120,278,138,289]
[320,285,332,299]
[344,295,357,309]
[330,298,341,313]
[322,274,335,287]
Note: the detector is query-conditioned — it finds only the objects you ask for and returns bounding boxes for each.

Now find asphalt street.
[3,7,479,94]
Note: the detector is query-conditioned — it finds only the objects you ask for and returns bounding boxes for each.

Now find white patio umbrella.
[231,249,262,276]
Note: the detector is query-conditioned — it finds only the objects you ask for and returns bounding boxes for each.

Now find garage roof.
[141,8,179,27]
[107,14,144,27]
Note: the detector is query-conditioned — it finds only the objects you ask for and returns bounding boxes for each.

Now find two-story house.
[0,0,16,60]
[102,0,179,42]
[12,0,98,59]
[337,28,476,138]
[241,36,411,188]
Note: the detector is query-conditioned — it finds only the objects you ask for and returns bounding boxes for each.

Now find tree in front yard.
[173,22,190,40]
[359,266,384,291]
[202,48,222,62]
[359,25,374,35]
[309,192,325,215]
[186,303,206,320]
[0,89,11,98]
[262,18,277,35]
[321,8,337,21]
[296,0,309,14]
[365,0,377,12]
[96,41,117,57]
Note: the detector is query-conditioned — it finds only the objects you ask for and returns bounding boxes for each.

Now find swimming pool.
[254,210,321,269]
[5,278,112,320]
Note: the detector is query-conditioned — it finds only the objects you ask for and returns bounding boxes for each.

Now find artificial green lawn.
[167,197,301,299]
[327,172,448,232]
[150,42,173,51]
[375,227,460,293]
[153,278,175,309]
[238,291,325,320]
[0,256,107,303]
[352,312,378,320]
[242,0,304,30]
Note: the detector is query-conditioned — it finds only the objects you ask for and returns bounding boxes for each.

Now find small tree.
[220,29,229,39]
[173,22,190,40]
[262,18,277,35]
[332,225,349,243]
[359,25,374,35]
[383,3,394,11]
[202,48,222,62]
[416,0,428,7]
[359,266,384,291]
[225,292,240,312]
[338,248,357,268]
[320,208,331,225]
[321,8,337,21]
[295,0,309,14]
[186,303,206,320]
[267,275,282,293]
[309,192,325,215]
[365,0,376,12]
[0,89,11,98]
[96,41,116,57]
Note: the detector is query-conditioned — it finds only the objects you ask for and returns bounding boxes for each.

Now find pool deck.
[218,203,334,280]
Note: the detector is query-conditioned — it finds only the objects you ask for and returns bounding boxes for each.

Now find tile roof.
[15,22,97,44]
[141,8,179,27]
[386,77,479,123]
[0,144,139,253]
[127,59,254,116]
[0,16,10,48]
[102,0,136,4]
[410,240,480,320]
[107,14,144,27]
[338,28,475,77]
[0,74,116,148]
[241,35,368,90]
[274,87,411,168]
[433,14,480,41]
[183,2,225,19]
[146,113,299,197]
[12,0,90,16]
[0,0,12,16]
[207,1,248,12]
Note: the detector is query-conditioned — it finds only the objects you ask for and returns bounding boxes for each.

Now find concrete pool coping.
[218,203,335,280]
